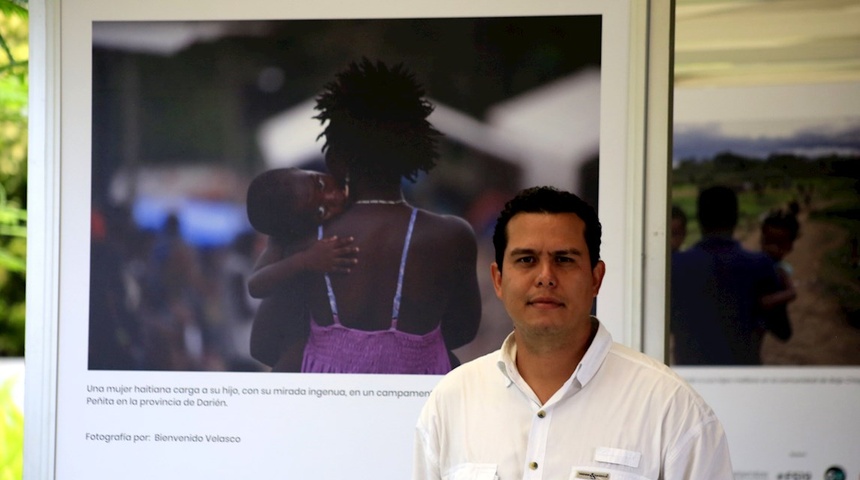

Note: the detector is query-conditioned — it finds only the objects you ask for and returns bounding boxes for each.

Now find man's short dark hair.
[697,185,738,233]
[492,186,602,271]
[314,58,441,183]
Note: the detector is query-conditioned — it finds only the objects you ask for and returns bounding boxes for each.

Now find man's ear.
[490,262,504,300]
[591,260,606,297]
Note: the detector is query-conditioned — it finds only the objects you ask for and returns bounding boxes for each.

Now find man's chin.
[515,319,568,337]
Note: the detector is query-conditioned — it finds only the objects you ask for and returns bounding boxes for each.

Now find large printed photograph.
[88,16,603,372]
[670,113,860,366]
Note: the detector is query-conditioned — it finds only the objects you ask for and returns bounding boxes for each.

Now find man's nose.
[535,263,556,287]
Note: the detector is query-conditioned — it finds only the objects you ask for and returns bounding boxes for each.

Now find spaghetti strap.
[391,208,418,329]
[302,208,451,375]
[319,225,340,323]
[319,209,417,329]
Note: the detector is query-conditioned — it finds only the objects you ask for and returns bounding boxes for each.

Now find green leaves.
[0,1,28,19]
[0,376,24,480]
[0,0,26,359]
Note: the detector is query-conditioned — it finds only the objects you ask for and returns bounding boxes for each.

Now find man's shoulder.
[734,248,779,282]
[681,239,773,267]
[604,342,707,404]
[738,246,771,262]
[671,246,708,270]
[607,342,675,375]
[431,350,501,396]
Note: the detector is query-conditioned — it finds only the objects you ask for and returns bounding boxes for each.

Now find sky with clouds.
[672,82,860,164]
[673,116,860,163]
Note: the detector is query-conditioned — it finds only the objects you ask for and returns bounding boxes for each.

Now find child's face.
[760,225,794,260]
[288,171,347,222]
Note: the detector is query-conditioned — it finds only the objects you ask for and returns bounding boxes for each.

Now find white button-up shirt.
[414,321,733,480]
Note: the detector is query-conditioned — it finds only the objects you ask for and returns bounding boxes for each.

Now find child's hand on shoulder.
[304,236,358,274]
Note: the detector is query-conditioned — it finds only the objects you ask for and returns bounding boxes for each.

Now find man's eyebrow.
[508,247,584,257]
[554,248,584,257]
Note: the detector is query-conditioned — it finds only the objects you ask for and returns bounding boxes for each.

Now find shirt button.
[529,462,538,470]
[537,410,546,418]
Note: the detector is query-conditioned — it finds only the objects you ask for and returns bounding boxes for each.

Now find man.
[671,185,779,365]
[414,186,732,479]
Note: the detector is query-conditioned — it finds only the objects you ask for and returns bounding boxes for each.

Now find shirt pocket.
[594,447,642,468]
[442,463,499,480]
[569,466,651,480]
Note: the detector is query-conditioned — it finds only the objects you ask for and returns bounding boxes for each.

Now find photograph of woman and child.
[245,60,481,374]
[86,15,606,373]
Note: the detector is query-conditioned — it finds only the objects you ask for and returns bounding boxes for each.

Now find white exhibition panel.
[672,82,860,479]
[26,1,658,479]
[63,373,435,478]
[675,367,860,478]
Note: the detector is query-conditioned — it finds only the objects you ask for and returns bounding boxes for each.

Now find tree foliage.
[0,0,28,356]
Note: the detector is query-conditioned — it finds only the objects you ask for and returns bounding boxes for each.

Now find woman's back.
[295,59,481,372]
[307,204,480,343]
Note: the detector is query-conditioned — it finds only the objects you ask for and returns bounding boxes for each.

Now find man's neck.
[514,320,598,404]
[701,228,734,238]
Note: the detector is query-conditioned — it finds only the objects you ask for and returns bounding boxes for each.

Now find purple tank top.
[301,208,452,374]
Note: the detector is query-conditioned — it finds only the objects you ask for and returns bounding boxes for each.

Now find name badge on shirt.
[575,471,609,479]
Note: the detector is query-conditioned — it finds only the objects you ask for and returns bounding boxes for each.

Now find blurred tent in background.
[131,196,250,247]
[109,165,251,247]
[486,67,599,191]
[257,67,600,197]
[92,20,273,56]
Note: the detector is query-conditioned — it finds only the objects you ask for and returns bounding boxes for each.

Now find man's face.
[491,212,605,342]
[287,171,347,222]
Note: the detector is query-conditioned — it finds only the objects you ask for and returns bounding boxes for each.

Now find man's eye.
[515,257,535,264]
[556,256,574,264]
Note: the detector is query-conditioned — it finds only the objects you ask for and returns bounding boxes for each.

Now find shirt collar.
[496,333,518,387]
[495,318,613,390]
[576,319,612,386]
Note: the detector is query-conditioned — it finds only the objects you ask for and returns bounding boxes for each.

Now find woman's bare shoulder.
[417,208,474,232]
[413,209,477,248]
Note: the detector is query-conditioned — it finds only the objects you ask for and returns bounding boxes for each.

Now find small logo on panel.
[776,472,812,480]
[777,472,811,480]
[824,466,845,480]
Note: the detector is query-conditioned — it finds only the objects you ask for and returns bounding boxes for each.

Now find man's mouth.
[527,297,564,308]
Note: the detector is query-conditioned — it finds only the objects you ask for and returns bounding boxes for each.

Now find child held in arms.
[759,206,801,341]
[245,167,358,370]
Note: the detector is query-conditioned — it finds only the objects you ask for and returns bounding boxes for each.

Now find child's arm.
[760,268,797,309]
[250,288,310,368]
[247,235,358,299]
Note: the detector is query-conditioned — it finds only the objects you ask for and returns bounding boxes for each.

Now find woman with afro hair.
[250,59,481,374]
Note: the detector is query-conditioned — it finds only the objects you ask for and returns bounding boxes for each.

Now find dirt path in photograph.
[742,209,860,365]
